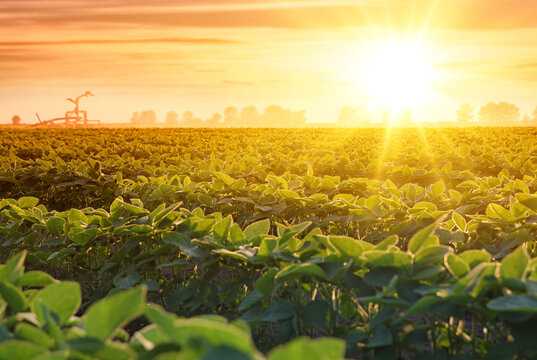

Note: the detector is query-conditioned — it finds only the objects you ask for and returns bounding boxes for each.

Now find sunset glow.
[1,0,537,125]
[364,41,433,111]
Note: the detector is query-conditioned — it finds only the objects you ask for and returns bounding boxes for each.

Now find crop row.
[1,128,536,212]
[0,251,346,360]
[1,195,537,358]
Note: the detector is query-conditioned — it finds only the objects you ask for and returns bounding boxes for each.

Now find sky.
[1,0,537,124]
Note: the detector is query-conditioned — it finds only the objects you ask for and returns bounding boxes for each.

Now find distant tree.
[532,106,537,121]
[131,110,156,124]
[182,111,194,123]
[456,103,474,122]
[337,106,370,126]
[11,115,21,125]
[181,111,203,127]
[479,102,520,123]
[165,111,179,125]
[337,106,354,125]
[140,110,157,124]
[261,105,286,127]
[223,107,240,126]
[240,106,260,127]
[206,113,223,127]
[290,110,307,127]
[523,114,531,122]
[399,108,413,126]
[259,105,307,127]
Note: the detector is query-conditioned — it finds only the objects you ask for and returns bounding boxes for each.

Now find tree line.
[456,102,537,123]
[336,102,537,125]
[130,105,306,127]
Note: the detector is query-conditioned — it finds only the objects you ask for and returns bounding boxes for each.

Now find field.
[1,127,537,359]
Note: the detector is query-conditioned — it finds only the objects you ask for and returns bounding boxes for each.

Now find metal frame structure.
[32,91,100,127]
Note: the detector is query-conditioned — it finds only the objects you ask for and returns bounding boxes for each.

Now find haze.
[2,0,537,124]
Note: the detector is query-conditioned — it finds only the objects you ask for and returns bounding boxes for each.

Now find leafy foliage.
[1,127,537,358]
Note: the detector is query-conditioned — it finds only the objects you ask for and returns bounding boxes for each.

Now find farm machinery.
[32,91,100,127]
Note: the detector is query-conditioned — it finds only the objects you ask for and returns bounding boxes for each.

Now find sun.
[365,40,433,112]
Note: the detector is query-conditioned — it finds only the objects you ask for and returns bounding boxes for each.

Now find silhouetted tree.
[206,113,222,127]
[456,103,474,122]
[165,111,179,125]
[181,111,203,127]
[479,102,520,123]
[11,115,21,125]
[260,105,306,127]
[131,110,156,124]
[337,106,370,126]
[240,106,260,127]
[290,110,307,127]
[222,107,239,126]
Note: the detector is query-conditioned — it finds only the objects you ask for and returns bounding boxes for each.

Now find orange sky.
[1,0,537,124]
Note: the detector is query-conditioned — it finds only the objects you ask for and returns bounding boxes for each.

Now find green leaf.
[408,223,439,254]
[268,337,345,360]
[17,197,39,209]
[363,251,412,269]
[394,296,442,325]
[84,286,146,341]
[367,325,393,348]
[275,263,326,282]
[307,165,314,177]
[255,268,278,296]
[375,235,398,250]
[487,203,514,222]
[168,317,258,356]
[0,282,29,312]
[445,254,470,278]
[213,215,232,242]
[414,246,453,267]
[20,271,56,287]
[214,172,235,186]
[459,250,491,269]
[0,252,26,285]
[330,236,363,259]
[114,199,149,216]
[452,212,467,232]
[69,228,101,245]
[33,281,81,326]
[0,340,47,360]
[488,295,537,313]
[300,300,333,328]
[46,217,66,236]
[113,272,140,289]
[243,219,270,241]
[257,238,277,259]
[238,290,265,312]
[500,246,528,280]
[67,209,87,224]
[155,259,189,269]
[144,304,178,337]
[262,300,295,321]
[516,193,537,212]
[431,181,445,197]
[229,224,246,245]
[14,323,54,348]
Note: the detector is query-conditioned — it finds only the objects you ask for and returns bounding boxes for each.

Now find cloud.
[0,0,536,31]
[0,38,241,47]
[222,80,255,86]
